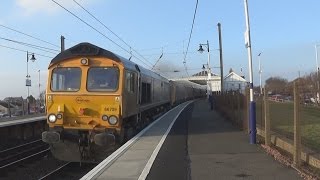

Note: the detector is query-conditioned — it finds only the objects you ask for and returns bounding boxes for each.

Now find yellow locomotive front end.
[46,57,122,133]
[42,43,126,162]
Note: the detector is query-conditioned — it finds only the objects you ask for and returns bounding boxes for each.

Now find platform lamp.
[198,40,212,98]
[243,0,256,144]
[26,51,36,115]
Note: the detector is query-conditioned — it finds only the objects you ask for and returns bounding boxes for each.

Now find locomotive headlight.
[108,116,118,125]
[102,115,108,121]
[48,114,57,123]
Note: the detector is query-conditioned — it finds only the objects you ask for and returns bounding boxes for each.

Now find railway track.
[38,162,96,180]
[0,139,50,169]
[38,162,71,180]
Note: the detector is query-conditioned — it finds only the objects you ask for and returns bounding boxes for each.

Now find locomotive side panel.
[139,72,170,112]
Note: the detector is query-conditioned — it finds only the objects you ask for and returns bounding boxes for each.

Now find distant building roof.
[224,71,246,82]
[3,97,23,101]
[0,101,16,108]
[192,70,218,77]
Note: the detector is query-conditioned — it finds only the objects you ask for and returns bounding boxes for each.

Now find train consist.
[42,42,205,162]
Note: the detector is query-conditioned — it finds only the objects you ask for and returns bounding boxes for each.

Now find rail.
[0,140,49,169]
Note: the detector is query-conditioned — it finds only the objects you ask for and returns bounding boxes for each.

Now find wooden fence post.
[293,81,301,167]
[264,88,271,146]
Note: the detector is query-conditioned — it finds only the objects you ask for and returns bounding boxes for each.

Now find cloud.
[15,0,93,16]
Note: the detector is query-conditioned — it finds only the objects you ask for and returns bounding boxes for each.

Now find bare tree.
[265,76,288,95]
[40,90,46,107]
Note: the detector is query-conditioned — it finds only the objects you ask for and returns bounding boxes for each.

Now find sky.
[1,0,320,99]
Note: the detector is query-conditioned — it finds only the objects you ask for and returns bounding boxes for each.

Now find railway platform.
[82,99,302,180]
[0,115,45,128]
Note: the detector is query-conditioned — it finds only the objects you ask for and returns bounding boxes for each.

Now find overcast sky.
[1,0,320,99]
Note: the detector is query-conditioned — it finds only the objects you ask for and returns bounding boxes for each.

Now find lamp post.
[315,44,320,104]
[198,40,212,97]
[258,52,262,95]
[26,51,36,115]
[38,69,41,113]
[243,0,256,144]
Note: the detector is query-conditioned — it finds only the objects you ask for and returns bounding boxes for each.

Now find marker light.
[57,114,63,119]
[102,115,108,121]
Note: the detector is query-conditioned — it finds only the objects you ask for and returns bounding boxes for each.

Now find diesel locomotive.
[42,42,205,162]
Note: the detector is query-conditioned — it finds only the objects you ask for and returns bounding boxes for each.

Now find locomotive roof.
[50,42,168,81]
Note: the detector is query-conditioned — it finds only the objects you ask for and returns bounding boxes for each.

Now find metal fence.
[213,83,320,170]
[213,91,246,130]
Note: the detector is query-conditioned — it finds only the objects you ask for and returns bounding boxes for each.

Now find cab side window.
[126,71,135,93]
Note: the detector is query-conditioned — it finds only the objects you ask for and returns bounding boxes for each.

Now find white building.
[170,70,248,94]
[223,71,247,93]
